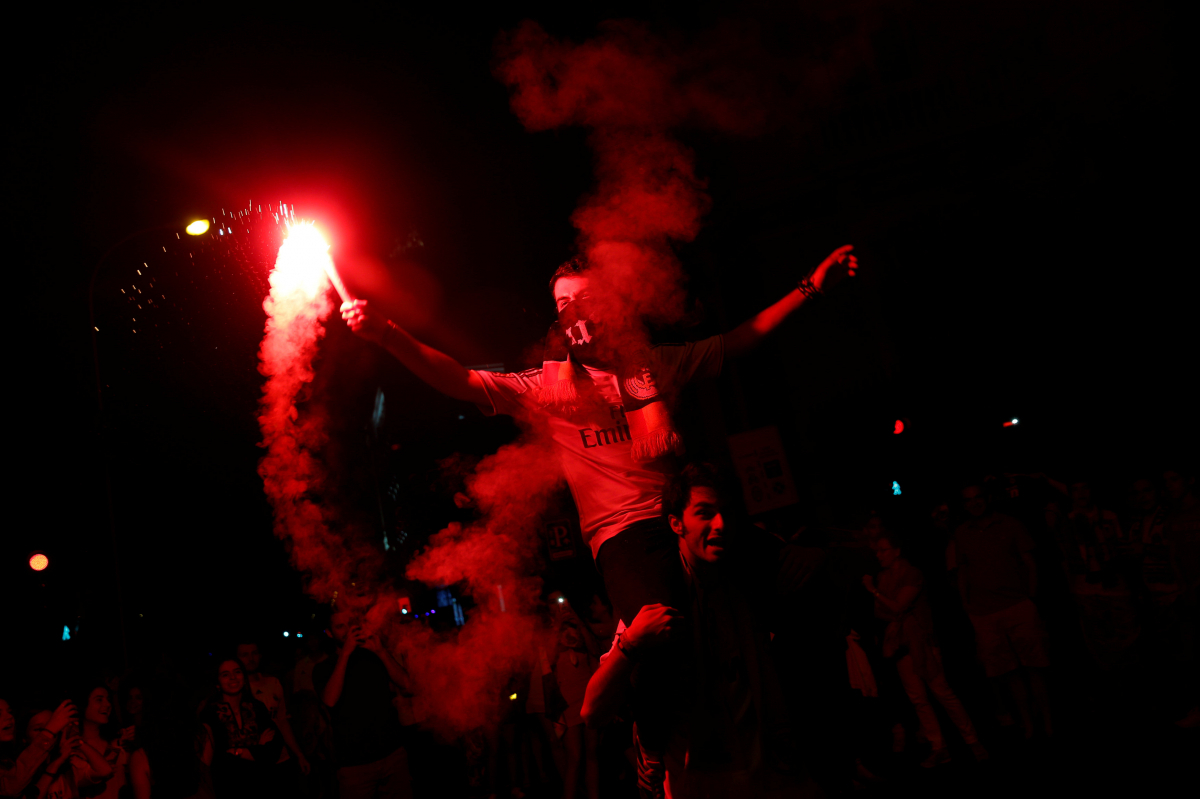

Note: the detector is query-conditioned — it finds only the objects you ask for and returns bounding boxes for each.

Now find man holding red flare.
[343,245,855,778]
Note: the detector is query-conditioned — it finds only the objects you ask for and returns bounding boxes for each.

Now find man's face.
[931,503,950,527]
[1133,479,1157,512]
[0,699,15,742]
[1164,471,1189,501]
[1071,482,1092,511]
[328,611,353,645]
[236,643,261,674]
[126,687,143,717]
[671,486,726,564]
[553,275,590,315]
[962,486,988,518]
[872,538,901,569]
[217,660,245,697]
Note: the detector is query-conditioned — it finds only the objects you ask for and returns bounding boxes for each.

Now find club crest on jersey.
[565,320,594,347]
[623,368,659,401]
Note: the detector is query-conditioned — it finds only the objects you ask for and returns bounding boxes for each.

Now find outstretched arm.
[724,245,857,358]
[342,300,489,405]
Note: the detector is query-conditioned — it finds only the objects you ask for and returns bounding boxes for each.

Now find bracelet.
[381,320,400,348]
[797,277,822,299]
[614,632,638,661]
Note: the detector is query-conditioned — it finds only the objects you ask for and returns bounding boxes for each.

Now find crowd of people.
[5,249,1195,798]
[2,465,1196,798]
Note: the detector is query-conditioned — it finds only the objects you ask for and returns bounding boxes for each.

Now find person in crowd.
[583,463,812,799]
[314,609,412,799]
[235,640,311,780]
[126,681,211,799]
[523,626,566,796]
[291,633,329,697]
[119,684,144,737]
[862,534,987,767]
[1,699,76,797]
[342,247,856,776]
[198,657,281,799]
[1059,480,1140,672]
[549,593,601,799]
[1162,468,1200,728]
[24,702,113,799]
[954,483,1053,739]
[77,682,134,799]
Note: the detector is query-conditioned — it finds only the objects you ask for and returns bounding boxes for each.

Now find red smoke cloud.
[258,21,776,739]
[496,20,764,327]
[259,225,560,738]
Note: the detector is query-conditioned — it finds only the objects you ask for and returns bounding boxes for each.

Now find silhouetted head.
[0,698,15,743]
[1132,478,1158,513]
[872,534,902,569]
[235,642,261,676]
[962,484,990,518]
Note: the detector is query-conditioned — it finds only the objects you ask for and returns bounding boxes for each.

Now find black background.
[7,2,1193,688]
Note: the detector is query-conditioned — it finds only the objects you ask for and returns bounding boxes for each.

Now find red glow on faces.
[29,553,49,571]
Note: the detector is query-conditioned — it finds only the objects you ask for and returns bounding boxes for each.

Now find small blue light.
[283,631,289,637]
[296,632,303,638]
[892,480,902,496]
[62,625,71,641]
[401,608,408,614]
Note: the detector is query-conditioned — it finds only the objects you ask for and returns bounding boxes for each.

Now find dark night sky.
[7,2,1193,680]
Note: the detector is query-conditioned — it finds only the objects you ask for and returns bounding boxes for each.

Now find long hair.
[74,681,119,742]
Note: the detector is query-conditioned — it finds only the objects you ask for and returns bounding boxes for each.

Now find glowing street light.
[29,552,49,572]
[186,219,210,235]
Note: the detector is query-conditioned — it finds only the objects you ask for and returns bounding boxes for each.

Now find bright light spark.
[29,553,49,571]
[186,219,209,235]
[270,222,333,303]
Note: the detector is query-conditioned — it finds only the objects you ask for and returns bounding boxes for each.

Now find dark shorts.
[595,517,690,627]
[969,599,1050,677]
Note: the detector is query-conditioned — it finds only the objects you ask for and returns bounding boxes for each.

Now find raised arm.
[724,245,857,358]
[581,604,678,728]
[342,300,489,405]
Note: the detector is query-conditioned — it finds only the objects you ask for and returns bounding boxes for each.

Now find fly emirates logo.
[578,405,632,450]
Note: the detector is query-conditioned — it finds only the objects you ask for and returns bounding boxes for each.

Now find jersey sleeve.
[651,335,724,391]
[471,368,543,417]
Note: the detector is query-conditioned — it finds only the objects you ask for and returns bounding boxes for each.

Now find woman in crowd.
[77,682,135,799]
[198,658,281,799]
[863,534,987,767]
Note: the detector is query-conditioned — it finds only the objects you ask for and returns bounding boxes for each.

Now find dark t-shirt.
[954,513,1036,616]
[313,649,404,768]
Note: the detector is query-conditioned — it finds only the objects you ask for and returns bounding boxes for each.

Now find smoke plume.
[496,20,764,330]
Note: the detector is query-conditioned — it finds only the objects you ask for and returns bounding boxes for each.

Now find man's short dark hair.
[548,256,588,294]
[663,462,720,521]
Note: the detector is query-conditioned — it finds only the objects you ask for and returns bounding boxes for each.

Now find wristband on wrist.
[614,631,638,661]
[797,277,822,299]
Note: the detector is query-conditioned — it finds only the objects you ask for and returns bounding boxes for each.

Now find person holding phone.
[1,698,78,797]
[313,609,412,799]
[23,702,113,799]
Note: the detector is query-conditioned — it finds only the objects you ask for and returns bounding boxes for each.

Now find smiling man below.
[582,463,813,799]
